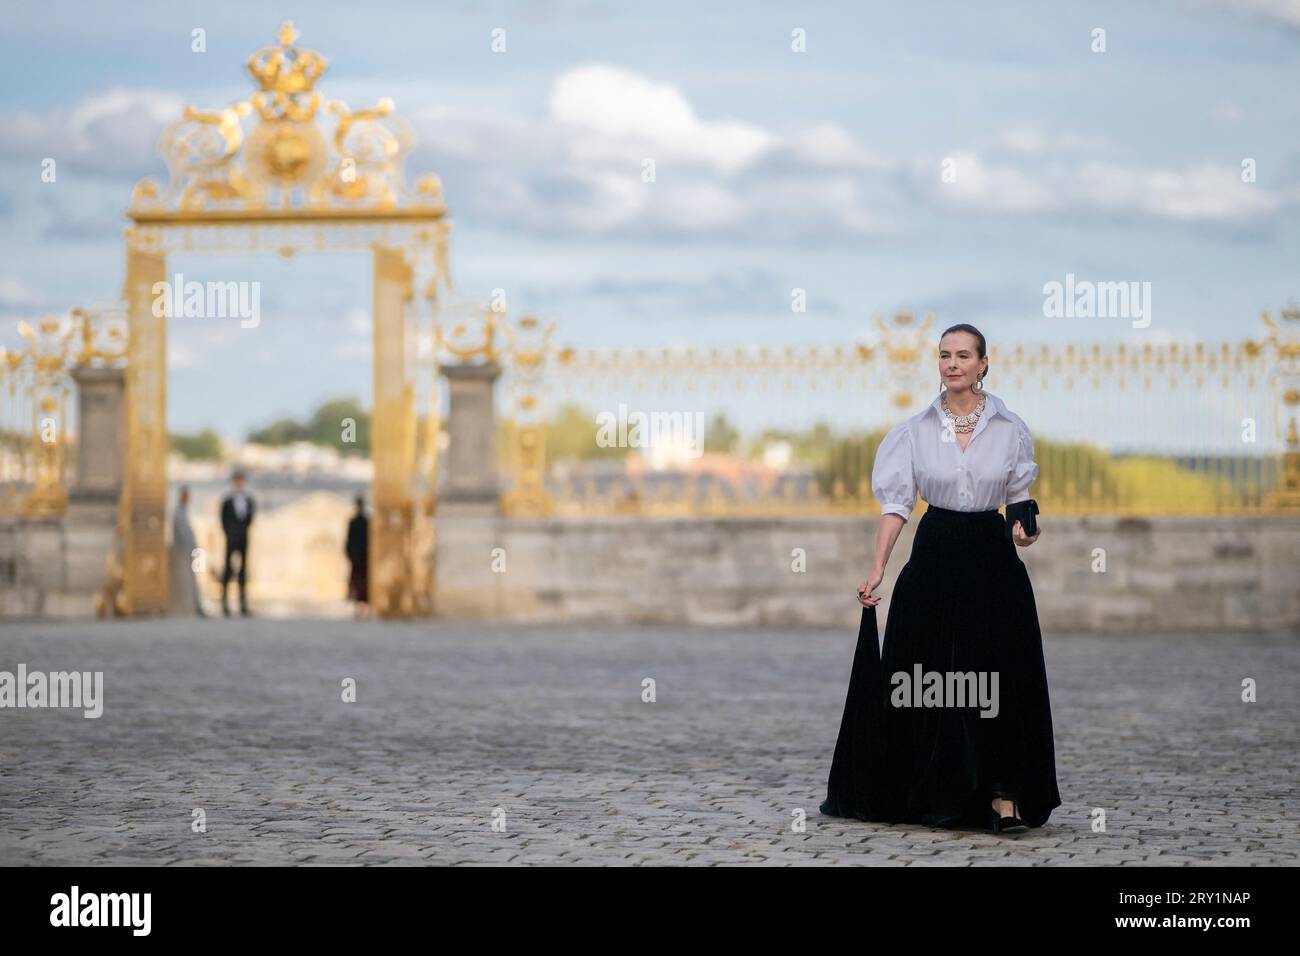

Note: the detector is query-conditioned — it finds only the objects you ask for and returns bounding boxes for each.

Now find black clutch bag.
[1005,499,1039,540]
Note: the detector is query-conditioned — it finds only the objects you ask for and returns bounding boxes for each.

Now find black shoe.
[989,791,1028,835]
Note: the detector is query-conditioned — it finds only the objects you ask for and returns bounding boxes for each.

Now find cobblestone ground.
[0,619,1295,866]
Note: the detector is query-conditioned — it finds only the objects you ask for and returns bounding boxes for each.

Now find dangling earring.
[973,374,984,392]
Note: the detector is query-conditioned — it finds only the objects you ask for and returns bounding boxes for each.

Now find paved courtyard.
[0,618,1296,865]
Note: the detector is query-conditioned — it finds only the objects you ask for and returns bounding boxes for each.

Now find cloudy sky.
[1,0,1297,436]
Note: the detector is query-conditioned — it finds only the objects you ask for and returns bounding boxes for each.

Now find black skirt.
[820,503,1061,829]
[347,559,369,603]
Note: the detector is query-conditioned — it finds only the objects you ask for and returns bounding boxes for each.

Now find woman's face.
[938,332,986,393]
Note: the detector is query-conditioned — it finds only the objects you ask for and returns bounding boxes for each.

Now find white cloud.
[938,151,1061,214]
[995,127,1108,155]
[787,124,886,169]
[1077,160,1280,221]
[998,127,1048,154]
[334,308,371,358]
[643,182,748,232]
[933,152,1288,223]
[3,70,1292,246]
[401,65,897,240]
[168,339,195,370]
[5,88,183,173]
[346,309,369,337]
[0,277,47,311]
[549,64,774,175]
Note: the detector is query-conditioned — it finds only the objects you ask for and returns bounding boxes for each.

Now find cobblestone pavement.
[1,619,1296,866]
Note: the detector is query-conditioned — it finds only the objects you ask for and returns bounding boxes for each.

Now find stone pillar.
[51,365,126,617]
[435,361,504,617]
[71,366,126,500]
[440,361,502,504]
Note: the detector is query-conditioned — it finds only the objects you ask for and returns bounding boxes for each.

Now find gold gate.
[118,22,450,616]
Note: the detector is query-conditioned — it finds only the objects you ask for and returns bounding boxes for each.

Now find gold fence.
[499,310,1300,517]
[5,308,1299,524]
[0,309,126,518]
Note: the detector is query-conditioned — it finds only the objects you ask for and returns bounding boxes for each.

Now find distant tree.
[546,402,629,461]
[308,397,370,454]
[169,428,223,461]
[703,412,741,454]
[812,429,880,498]
[246,417,311,446]
[245,397,371,453]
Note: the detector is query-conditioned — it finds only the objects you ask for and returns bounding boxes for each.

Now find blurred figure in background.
[220,469,255,617]
[168,485,206,617]
[345,494,370,618]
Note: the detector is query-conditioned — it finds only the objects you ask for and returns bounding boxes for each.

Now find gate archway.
[120,22,450,617]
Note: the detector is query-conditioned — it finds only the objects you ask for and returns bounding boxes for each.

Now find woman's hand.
[857,566,885,607]
[1012,519,1040,547]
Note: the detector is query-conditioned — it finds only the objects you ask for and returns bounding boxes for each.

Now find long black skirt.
[820,503,1061,829]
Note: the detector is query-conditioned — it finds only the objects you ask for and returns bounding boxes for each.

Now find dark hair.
[354,494,365,510]
[939,323,988,383]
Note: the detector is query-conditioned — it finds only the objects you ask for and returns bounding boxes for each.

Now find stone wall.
[436,512,1300,634]
[5,505,1297,631]
[0,498,117,618]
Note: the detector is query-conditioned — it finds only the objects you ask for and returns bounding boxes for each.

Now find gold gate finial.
[131,20,447,216]
[246,20,328,100]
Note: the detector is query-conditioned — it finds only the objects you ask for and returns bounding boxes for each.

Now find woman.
[820,324,1061,834]
[345,494,370,618]
[168,485,206,617]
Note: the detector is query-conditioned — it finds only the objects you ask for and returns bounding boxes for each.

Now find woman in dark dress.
[345,495,370,618]
[820,324,1061,834]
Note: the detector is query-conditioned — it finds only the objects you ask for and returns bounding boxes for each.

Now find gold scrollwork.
[129,21,444,219]
[0,315,80,517]
[499,313,558,517]
[438,303,502,364]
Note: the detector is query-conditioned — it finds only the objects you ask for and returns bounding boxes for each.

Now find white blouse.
[871,389,1038,522]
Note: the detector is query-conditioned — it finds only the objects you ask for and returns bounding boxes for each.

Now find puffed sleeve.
[872,422,917,522]
[1005,418,1038,505]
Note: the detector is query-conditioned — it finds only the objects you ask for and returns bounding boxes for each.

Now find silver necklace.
[941,391,986,434]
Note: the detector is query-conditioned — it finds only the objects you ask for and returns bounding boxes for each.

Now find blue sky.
[1,0,1297,437]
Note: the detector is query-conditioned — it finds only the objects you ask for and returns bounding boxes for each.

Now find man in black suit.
[220,469,255,617]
